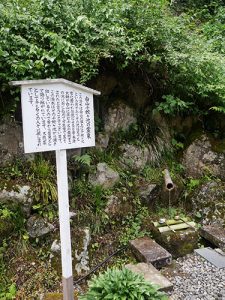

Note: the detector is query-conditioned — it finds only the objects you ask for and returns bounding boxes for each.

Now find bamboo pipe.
[164,169,174,191]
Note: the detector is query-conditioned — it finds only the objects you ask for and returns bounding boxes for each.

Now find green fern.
[210,106,225,114]
[73,154,91,167]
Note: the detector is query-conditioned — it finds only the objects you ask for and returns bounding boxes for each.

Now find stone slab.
[195,247,225,269]
[200,224,225,251]
[130,237,172,268]
[125,262,173,292]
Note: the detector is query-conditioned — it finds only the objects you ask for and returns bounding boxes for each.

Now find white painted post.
[56,149,73,300]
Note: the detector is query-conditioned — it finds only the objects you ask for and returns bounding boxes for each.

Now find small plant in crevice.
[119,199,149,246]
[79,267,168,300]
[0,159,24,181]
[141,165,163,184]
[27,156,57,204]
[154,95,193,116]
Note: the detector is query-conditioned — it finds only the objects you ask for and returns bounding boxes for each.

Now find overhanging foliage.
[0,0,224,115]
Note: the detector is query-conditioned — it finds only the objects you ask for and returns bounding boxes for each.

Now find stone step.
[129,237,172,268]
[200,224,225,251]
[126,262,173,292]
[195,247,225,269]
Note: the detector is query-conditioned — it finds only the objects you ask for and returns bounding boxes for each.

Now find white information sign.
[10,79,100,300]
[20,81,96,153]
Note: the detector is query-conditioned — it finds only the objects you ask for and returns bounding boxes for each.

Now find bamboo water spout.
[164,169,174,191]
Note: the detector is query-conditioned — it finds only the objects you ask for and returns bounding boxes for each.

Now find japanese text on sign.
[22,84,95,153]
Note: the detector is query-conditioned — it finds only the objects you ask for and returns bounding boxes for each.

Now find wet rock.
[183,135,225,179]
[27,215,54,238]
[120,144,149,171]
[0,185,33,217]
[0,122,24,166]
[104,101,136,134]
[190,181,225,225]
[89,163,120,189]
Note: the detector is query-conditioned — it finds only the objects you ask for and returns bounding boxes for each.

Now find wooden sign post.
[10,79,100,300]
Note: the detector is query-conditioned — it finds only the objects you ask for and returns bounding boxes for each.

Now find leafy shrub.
[0,0,225,116]
[79,267,168,300]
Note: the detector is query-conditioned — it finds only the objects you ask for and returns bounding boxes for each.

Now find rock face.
[0,185,33,217]
[0,122,24,166]
[120,144,149,171]
[190,181,225,225]
[139,183,159,205]
[74,227,91,275]
[89,163,120,189]
[104,195,120,215]
[27,215,54,238]
[95,132,109,150]
[183,135,225,179]
[104,102,136,134]
[104,195,133,218]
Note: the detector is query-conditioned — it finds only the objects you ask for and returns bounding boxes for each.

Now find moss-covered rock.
[189,180,225,225]
[152,227,199,258]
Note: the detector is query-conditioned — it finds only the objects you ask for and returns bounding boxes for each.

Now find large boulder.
[0,185,33,217]
[104,101,136,134]
[183,135,225,179]
[0,122,24,166]
[89,163,120,189]
[120,144,149,171]
[189,181,225,225]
